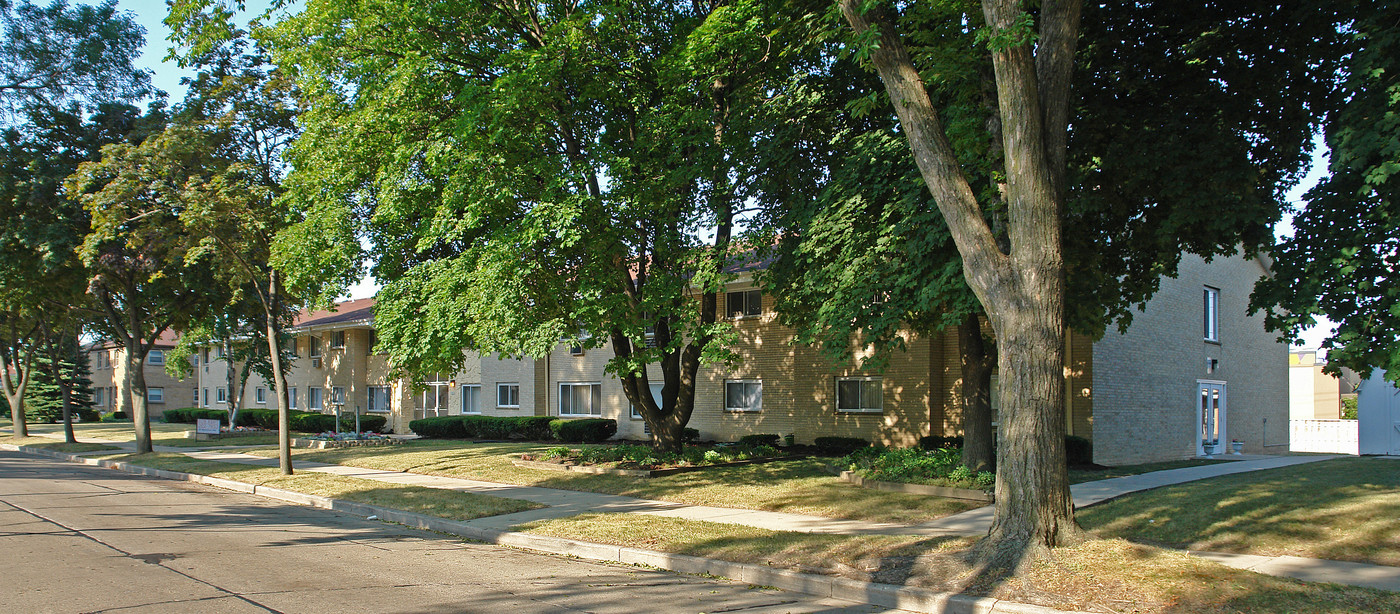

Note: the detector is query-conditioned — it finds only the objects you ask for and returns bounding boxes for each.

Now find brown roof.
[291,297,376,330]
[85,328,182,351]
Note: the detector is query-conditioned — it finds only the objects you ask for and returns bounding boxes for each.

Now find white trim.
[1195,380,1228,456]
[367,385,392,413]
[460,384,482,415]
[1203,286,1221,342]
[496,382,520,408]
[148,387,165,403]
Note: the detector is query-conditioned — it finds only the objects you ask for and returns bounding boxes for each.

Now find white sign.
[196,418,221,435]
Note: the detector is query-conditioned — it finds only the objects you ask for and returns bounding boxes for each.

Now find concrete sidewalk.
[15,429,1400,594]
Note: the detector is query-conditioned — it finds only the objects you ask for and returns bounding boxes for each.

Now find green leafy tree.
[68,124,225,453]
[264,0,815,452]
[1253,4,1400,383]
[0,0,151,119]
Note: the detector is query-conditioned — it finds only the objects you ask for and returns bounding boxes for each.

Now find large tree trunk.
[959,314,995,473]
[126,340,153,454]
[266,271,292,475]
[224,340,243,427]
[840,0,1084,556]
[2,347,32,438]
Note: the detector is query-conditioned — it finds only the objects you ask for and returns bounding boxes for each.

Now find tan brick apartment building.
[172,250,1286,465]
[86,330,192,416]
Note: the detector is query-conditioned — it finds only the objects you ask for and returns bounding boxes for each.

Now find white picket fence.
[1290,419,1359,454]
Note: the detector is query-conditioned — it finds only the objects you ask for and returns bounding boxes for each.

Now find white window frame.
[308,336,322,358]
[289,387,299,410]
[724,379,763,412]
[94,387,104,407]
[1204,286,1220,342]
[726,290,762,319]
[309,387,324,411]
[147,350,165,365]
[496,383,520,408]
[368,385,391,413]
[460,384,482,414]
[331,386,346,406]
[330,330,346,349]
[835,377,883,413]
[201,388,209,407]
[216,387,227,404]
[148,387,165,404]
[630,382,665,419]
[559,382,603,417]
[255,387,267,404]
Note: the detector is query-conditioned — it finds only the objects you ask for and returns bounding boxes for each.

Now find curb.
[2,444,1084,614]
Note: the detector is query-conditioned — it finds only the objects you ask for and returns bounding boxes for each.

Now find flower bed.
[184,426,272,441]
[840,446,994,492]
[290,431,403,449]
[515,443,794,477]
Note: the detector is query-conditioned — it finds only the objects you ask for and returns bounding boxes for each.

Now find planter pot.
[1231,441,1244,455]
[1202,443,1217,457]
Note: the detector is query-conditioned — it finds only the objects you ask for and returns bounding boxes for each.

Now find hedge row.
[164,407,386,433]
[917,434,1095,466]
[409,415,616,443]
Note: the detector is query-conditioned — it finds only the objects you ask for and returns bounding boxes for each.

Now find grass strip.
[1,436,119,453]
[518,513,1400,614]
[95,452,543,522]
[1067,458,1238,484]
[237,440,983,524]
[1080,457,1400,566]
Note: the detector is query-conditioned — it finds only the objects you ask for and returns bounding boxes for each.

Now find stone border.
[513,455,802,478]
[838,471,994,503]
[1,443,1083,614]
[289,438,404,449]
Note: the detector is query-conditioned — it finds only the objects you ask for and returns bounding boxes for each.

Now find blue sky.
[106,0,1336,348]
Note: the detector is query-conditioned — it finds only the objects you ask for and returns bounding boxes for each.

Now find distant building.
[1289,349,1361,420]
[86,330,193,416]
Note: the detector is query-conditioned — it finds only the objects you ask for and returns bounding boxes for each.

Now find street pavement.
[0,450,896,614]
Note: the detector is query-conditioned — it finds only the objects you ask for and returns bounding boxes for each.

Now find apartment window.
[309,387,323,410]
[630,382,665,419]
[368,386,391,412]
[255,387,267,404]
[497,383,520,408]
[724,380,763,412]
[836,377,883,413]
[94,388,104,407]
[367,330,377,355]
[192,352,199,366]
[289,387,299,410]
[202,388,209,407]
[726,290,762,318]
[331,386,346,406]
[147,350,165,365]
[1203,286,1220,342]
[460,384,481,414]
[569,342,585,356]
[148,387,165,404]
[192,388,198,404]
[216,387,227,403]
[330,330,346,349]
[215,346,225,359]
[560,382,603,416]
[309,336,322,358]
[202,348,209,363]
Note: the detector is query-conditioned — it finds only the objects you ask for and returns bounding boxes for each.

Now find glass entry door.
[1198,381,1227,456]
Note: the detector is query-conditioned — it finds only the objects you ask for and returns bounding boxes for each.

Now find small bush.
[737,433,780,448]
[842,446,993,490]
[918,435,964,450]
[814,436,871,456]
[550,418,617,443]
[1065,435,1093,465]
[683,427,700,444]
[409,415,468,439]
[105,411,130,421]
[162,407,230,425]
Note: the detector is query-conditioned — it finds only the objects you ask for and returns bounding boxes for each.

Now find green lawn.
[96,452,543,521]
[519,514,1400,614]
[0,435,120,453]
[238,440,983,524]
[13,421,282,448]
[1080,457,1400,566]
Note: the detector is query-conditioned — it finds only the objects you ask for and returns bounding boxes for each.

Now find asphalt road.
[0,451,892,614]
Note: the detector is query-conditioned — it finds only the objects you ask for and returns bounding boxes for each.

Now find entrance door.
[1197,381,1227,456]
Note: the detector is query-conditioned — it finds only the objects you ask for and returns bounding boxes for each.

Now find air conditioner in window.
[311,356,322,368]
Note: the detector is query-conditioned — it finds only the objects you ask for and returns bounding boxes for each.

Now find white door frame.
[1196,380,1227,456]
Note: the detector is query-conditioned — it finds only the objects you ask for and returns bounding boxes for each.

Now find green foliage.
[549,418,618,444]
[919,435,964,450]
[842,446,994,490]
[1252,6,1400,383]
[408,415,556,440]
[541,442,785,468]
[682,427,700,445]
[737,433,781,448]
[104,410,128,421]
[162,407,229,425]
[22,350,97,423]
[813,436,871,456]
[1342,397,1359,421]
[1064,436,1094,466]
[233,408,388,433]
[0,0,151,119]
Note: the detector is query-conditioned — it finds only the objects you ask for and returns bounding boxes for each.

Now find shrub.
[683,427,700,444]
[918,435,964,450]
[1065,435,1093,466]
[409,415,468,439]
[162,407,229,425]
[550,418,617,443]
[1342,397,1358,420]
[841,446,992,490]
[737,433,780,448]
[814,436,871,456]
[105,411,129,421]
